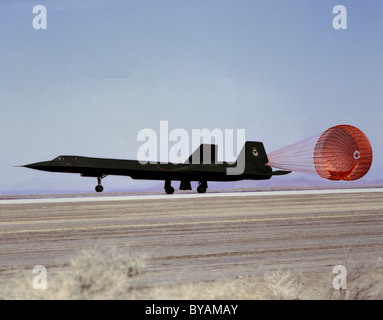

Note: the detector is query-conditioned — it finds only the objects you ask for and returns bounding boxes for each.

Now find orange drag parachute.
[267,125,373,181]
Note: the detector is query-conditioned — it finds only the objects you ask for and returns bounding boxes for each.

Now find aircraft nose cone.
[23,162,41,169]
[22,161,51,170]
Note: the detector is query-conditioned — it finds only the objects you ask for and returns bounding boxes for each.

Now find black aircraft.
[22,142,291,194]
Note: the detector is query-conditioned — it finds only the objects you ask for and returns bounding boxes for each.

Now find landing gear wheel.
[164,180,175,194]
[95,175,107,193]
[165,186,175,194]
[197,181,207,193]
[197,185,206,193]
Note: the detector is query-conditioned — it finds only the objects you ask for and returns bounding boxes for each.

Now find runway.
[1,188,383,292]
[2,187,382,204]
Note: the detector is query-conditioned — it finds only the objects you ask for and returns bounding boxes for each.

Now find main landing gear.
[95,175,107,192]
[164,180,175,194]
[164,180,208,194]
[197,181,207,194]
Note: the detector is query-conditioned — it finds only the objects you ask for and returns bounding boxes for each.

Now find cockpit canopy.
[53,156,80,161]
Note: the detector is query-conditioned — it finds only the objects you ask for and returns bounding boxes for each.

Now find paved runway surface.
[1,189,383,289]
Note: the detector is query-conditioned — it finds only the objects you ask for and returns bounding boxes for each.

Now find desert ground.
[1,188,383,299]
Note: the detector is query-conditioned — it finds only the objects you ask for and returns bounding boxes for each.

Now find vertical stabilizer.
[229,141,271,175]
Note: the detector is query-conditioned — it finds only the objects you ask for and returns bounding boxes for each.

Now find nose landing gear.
[95,175,107,192]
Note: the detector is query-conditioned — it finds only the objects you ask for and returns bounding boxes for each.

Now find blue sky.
[1,0,382,194]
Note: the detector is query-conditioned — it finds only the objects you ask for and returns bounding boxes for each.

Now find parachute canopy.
[267,125,373,181]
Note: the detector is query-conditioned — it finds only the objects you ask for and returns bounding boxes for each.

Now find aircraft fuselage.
[24,155,272,182]
[22,142,291,193]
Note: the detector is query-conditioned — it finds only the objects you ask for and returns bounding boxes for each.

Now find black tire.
[197,185,206,193]
[165,186,175,194]
[95,185,104,193]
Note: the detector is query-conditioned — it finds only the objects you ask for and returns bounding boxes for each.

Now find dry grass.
[134,271,328,300]
[2,246,146,300]
[133,277,271,300]
[2,247,383,300]
[138,264,383,300]
[326,265,383,300]
[263,269,303,300]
